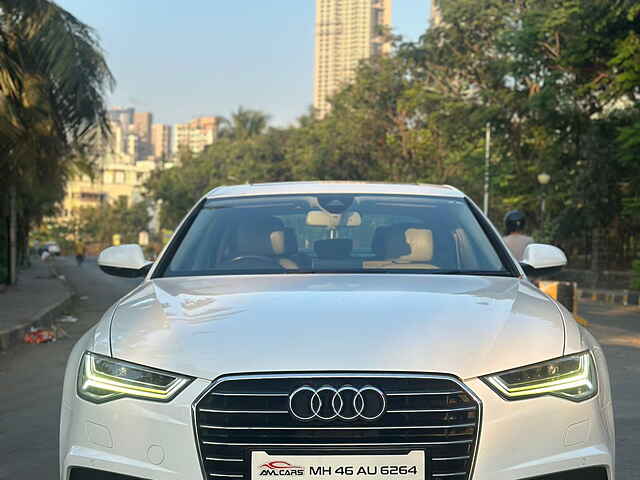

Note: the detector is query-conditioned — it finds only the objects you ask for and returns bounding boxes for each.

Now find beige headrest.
[306,210,362,228]
[270,231,285,255]
[397,228,434,262]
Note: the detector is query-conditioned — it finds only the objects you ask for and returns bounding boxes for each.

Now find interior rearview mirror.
[520,244,567,276]
[98,244,153,278]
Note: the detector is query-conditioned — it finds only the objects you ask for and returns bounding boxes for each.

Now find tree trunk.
[9,184,17,285]
[21,217,30,268]
[591,227,600,288]
[26,223,31,267]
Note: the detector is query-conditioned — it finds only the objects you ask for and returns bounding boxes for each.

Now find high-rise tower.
[431,0,443,26]
[313,0,392,118]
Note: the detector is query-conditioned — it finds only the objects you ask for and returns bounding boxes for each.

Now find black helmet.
[505,210,526,234]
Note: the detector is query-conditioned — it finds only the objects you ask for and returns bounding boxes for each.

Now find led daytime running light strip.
[80,353,191,401]
[485,352,595,399]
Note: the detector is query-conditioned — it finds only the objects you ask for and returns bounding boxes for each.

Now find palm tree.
[0,0,114,283]
[218,107,270,140]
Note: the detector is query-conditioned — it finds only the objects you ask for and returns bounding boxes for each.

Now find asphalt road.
[0,257,141,480]
[578,302,640,479]
[0,259,638,479]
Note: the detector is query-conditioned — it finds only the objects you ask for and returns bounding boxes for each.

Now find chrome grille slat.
[209,392,288,397]
[432,456,471,461]
[194,373,481,480]
[202,440,474,446]
[386,391,464,396]
[199,409,289,414]
[387,407,476,413]
[200,423,476,430]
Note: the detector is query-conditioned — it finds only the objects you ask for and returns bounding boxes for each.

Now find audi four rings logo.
[288,386,386,421]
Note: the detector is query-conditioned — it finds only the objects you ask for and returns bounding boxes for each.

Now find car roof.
[205,181,465,199]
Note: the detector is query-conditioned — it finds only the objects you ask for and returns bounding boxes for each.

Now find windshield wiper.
[365,262,515,277]
[280,268,515,276]
[423,269,515,277]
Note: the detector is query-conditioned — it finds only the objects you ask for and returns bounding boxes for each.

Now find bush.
[632,258,640,290]
[0,223,8,285]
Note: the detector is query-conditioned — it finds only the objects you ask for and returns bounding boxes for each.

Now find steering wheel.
[228,255,280,266]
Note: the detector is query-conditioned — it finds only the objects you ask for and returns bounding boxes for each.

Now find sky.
[56,0,433,127]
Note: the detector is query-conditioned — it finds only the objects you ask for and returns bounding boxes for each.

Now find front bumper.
[60,374,614,480]
[466,378,613,479]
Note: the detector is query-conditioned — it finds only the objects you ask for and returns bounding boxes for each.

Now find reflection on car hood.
[110,274,564,380]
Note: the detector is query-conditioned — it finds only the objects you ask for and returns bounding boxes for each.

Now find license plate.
[251,451,425,480]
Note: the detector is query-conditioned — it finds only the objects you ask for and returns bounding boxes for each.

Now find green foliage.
[218,107,270,140]
[76,199,151,245]
[0,0,113,276]
[632,259,640,290]
[33,198,152,250]
[146,0,640,270]
[0,0,113,199]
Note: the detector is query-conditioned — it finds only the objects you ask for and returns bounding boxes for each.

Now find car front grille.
[193,374,481,480]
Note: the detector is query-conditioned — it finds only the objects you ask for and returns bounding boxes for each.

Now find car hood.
[110,274,564,380]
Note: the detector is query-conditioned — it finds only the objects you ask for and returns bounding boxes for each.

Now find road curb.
[577,288,640,307]
[0,262,76,352]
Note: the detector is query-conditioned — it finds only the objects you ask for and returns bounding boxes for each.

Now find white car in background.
[60,182,614,480]
[45,242,61,256]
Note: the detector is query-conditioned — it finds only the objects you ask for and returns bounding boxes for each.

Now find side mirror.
[98,244,153,278]
[520,244,567,276]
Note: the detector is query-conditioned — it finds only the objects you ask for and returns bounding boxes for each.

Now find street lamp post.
[537,172,551,232]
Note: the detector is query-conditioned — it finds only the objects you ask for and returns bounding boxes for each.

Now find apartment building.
[58,152,159,219]
[151,124,172,159]
[57,109,215,227]
[132,112,153,143]
[108,107,134,127]
[173,116,218,154]
[313,0,392,118]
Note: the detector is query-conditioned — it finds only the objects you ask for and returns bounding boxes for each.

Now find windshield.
[161,194,511,277]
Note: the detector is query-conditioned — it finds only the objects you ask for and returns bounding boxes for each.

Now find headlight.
[78,352,192,403]
[482,351,597,401]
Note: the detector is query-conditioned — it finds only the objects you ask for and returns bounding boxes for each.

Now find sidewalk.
[0,257,74,351]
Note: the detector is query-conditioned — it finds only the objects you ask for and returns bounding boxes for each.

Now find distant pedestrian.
[75,240,86,266]
[503,210,534,261]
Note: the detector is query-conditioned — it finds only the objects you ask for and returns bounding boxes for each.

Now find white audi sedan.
[60,182,614,480]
